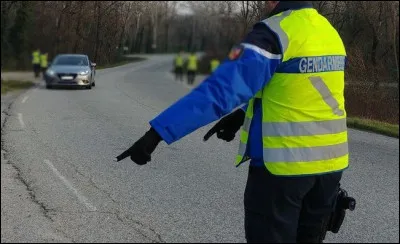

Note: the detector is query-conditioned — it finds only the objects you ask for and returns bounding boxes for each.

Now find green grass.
[96,57,146,70]
[1,68,30,72]
[347,117,399,138]
[1,80,35,94]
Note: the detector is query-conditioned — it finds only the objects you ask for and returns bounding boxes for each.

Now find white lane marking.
[17,113,25,129]
[43,159,97,212]
[21,96,29,103]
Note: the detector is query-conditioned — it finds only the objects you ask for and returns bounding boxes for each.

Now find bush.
[345,85,399,124]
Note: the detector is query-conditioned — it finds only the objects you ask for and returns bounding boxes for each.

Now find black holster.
[323,184,356,240]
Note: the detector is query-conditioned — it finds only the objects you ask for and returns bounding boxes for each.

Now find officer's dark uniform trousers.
[244,166,342,243]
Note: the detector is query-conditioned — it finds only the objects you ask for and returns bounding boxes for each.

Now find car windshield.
[53,56,88,66]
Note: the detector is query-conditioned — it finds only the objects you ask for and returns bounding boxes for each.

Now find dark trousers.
[41,67,47,78]
[175,67,183,81]
[187,70,196,85]
[33,64,41,78]
[244,166,342,243]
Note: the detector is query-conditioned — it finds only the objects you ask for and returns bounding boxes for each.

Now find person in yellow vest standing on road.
[186,52,198,85]
[32,49,41,78]
[40,52,48,78]
[174,51,184,82]
[210,58,220,73]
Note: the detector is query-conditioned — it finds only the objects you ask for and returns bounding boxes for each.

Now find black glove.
[115,127,162,165]
[203,109,245,142]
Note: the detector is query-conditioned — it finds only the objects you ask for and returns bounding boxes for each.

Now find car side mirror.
[91,62,96,67]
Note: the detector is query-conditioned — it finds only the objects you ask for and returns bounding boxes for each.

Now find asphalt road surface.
[1,54,399,243]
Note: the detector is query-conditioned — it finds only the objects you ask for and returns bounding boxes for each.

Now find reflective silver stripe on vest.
[262,10,292,55]
[309,76,345,116]
[237,117,252,156]
[238,142,247,156]
[263,142,348,162]
[243,117,252,132]
[262,118,347,136]
[241,43,282,60]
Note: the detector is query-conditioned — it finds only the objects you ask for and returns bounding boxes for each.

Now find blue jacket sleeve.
[150,24,282,145]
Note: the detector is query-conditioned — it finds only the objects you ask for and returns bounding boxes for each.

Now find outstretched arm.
[150,23,282,144]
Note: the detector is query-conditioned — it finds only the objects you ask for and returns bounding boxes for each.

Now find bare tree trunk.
[145,20,153,53]
[137,26,144,53]
[118,25,125,50]
[392,7,399,85]
[372,3,383,89]
[240,1,250,37]
[191,17,195,51]
[54,5,65,54]
[165,22,169,52]
[94,2,101,62]
[371,31,380,89]
[151,5,158,52]
[132,14,141,53]
[73,5,84,53]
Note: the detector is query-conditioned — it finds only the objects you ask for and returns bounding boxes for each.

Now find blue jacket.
[150,1,314,167]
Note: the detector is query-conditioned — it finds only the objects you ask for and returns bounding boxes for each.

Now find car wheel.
[86,84,92,89]
[46,84,52,89]
[92,81,95,87]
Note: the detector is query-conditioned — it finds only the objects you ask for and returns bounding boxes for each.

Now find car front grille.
[57,73,77,79]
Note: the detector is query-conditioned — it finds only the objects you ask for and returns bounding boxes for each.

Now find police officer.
[32,49,41,78]
[40,52,48,78]
[116,1,348,243]
[210,58,220,74]
[186,52,198,85]
[174,51,184,81]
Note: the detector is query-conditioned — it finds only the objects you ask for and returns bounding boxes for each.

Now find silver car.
[44,54,96,89]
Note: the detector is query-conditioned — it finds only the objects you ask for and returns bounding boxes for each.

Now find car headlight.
[46,69,55,76]
[79,70,89,75]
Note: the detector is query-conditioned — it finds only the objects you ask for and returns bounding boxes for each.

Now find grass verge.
[2,56,146,71]
[97,56,146,70]
[1,80,35,95]
[347,117,399,138]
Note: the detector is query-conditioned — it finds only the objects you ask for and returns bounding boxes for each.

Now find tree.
[8,2,34,67]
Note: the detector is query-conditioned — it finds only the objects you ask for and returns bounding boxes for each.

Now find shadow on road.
[36,84,93,91]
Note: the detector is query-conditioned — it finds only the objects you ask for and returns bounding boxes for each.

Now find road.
[1,54,399,243]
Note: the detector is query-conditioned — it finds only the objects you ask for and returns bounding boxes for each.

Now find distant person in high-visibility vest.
[174,51,184,81]
[186,52,198,85]
[210,58,220,73]
[32,49,41,78]
[40,52,48,78]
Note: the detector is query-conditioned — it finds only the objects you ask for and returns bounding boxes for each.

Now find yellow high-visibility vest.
[187,54,198,71]
[175,55,183,67]
[236,8,348,176]
[32,50,40,64]
[210,59,220,72]
[40,53,48,68]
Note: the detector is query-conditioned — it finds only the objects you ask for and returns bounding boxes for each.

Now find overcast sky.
[175,1,194,16]
[174,1,242,16]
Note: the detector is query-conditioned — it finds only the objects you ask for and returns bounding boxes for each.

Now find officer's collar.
[269,1,314,17]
